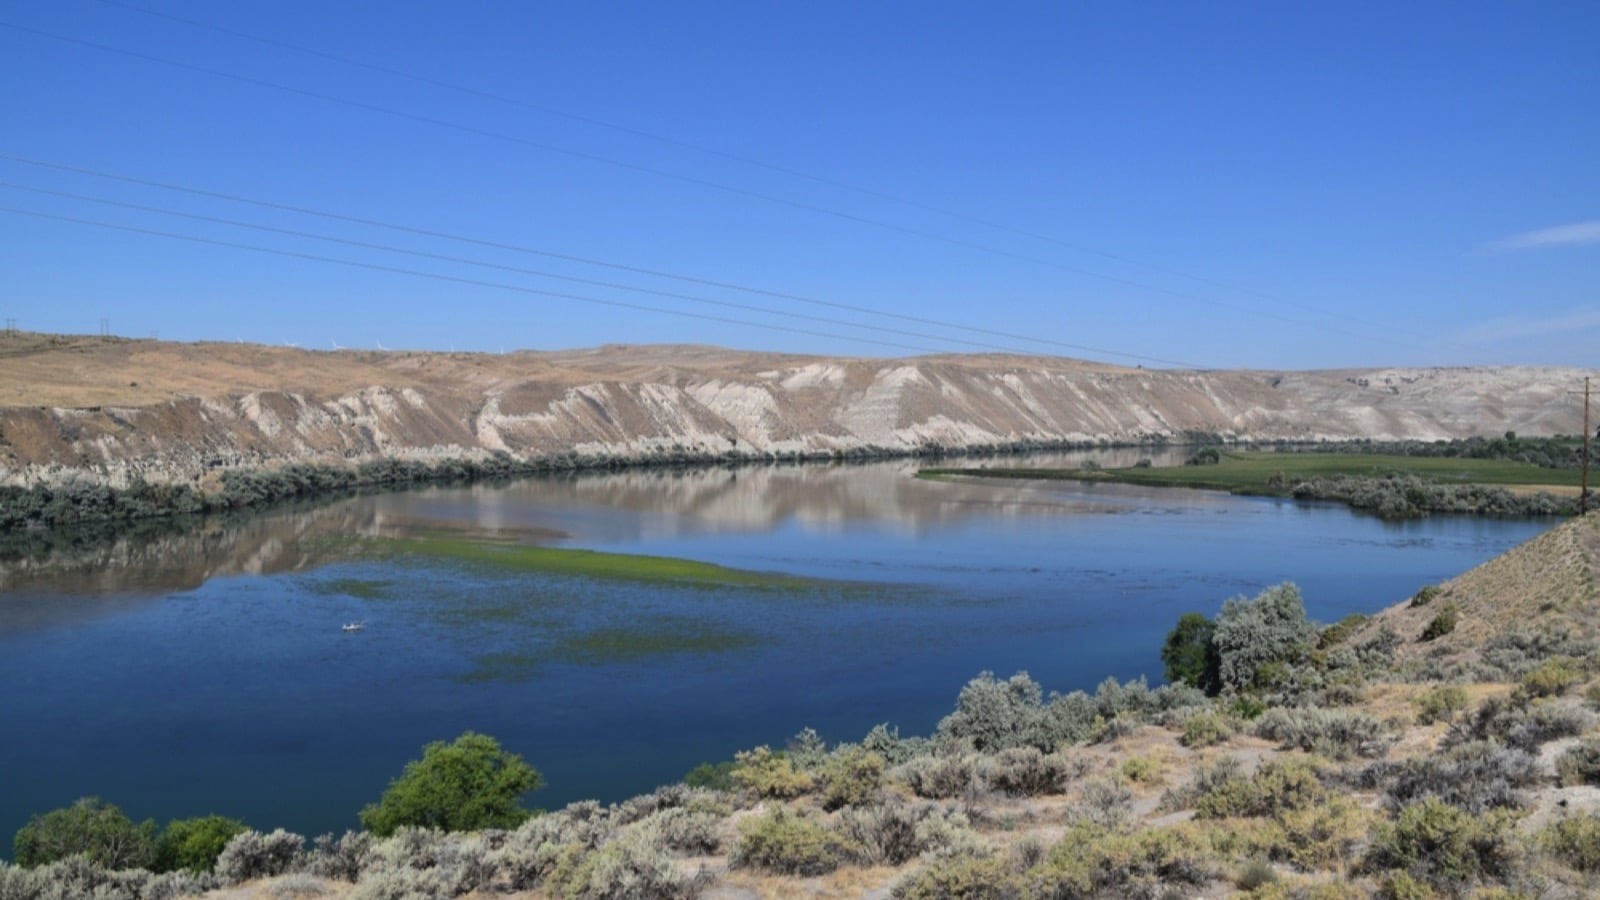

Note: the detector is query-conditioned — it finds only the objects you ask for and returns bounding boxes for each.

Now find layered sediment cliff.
[0,333,1590,487]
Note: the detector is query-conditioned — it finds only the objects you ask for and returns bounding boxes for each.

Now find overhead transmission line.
[0,204,942,354]
[90,0,1373,321]
[0,154,1201,367]
[0,18,1404,346]
[0,179,1137,361]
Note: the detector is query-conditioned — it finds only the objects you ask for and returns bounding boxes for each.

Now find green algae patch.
[460,617,765,681]
[366,535,821,589]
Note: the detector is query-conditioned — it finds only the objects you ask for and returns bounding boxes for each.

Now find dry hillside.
[1,331,1592,489]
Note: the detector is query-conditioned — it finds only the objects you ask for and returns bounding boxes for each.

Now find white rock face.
[0,343,1594,487]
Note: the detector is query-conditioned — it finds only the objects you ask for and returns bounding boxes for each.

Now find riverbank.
[922,449,1587,518]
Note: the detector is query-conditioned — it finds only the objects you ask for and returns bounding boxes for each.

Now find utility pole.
[1584,377,1592,516]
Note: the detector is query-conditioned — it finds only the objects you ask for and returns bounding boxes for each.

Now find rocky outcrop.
[0,335,1592,487]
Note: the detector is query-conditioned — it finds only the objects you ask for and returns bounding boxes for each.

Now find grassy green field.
[362,534,821,589]
[921,450,1583,495]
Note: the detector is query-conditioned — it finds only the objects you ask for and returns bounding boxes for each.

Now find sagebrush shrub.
[1450,693,1593,752]
[978,746,1081,797]
[1539,814,1600,873]
[731,808,858,876]
[1211,583,1320,694]
[1025,823,1217,897]
[215,829,304,884]
[729,746,814,799]
[1069,777,1132,828]
[817,746,885,810]
[891,851,1018,900]
[895,753,977,800]
[1385,741,1538,814]
[542,819,706,900]
[1364,798,1522,891]
[308,831,374,882]
[1555,737,1600,787]
[937,671,1048,752]
[1521,657,1583,697]
[1180,710,1234,747]
[1415,685,1468,725]
[1253,707,1389,760]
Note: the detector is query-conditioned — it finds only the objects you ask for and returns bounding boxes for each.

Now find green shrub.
[1521,657,1582,697]
[729,746,814,799]
[1231,696,1269,720]
[1414,686,1468,725]
[731,808,858,876]
[1420,604,1458,642]
[1180,711,1234,747]
[892,851,1018,899]
[1121,757,1157,783]
[11,797,158,870]
[1319,613,1369,649]
[817,746,885,810]
[1364,798,1521,891]
[681,761,734,792]
[359,732,541,836]
[1539,814,1600,873]
[1555,737,1600,787]
[1025,823,1217,897]
[1410,586,1442,608]
[1162,612,1219,691]
[1192,756,1328,822]
[154,815,247,874]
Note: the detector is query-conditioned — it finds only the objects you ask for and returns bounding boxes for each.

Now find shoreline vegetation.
[921,443,1590,519]
[6,511,1600,897]
[1,434,1589,537]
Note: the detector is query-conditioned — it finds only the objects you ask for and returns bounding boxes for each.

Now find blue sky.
[2,1,1596,369]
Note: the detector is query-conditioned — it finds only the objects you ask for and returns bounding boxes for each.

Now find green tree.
[1161,612,1218,692]
[358,732,542,836]
[154,814,247,873]
[12,797,158,869]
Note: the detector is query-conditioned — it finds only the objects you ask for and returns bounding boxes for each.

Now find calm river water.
[0,451,1554,843]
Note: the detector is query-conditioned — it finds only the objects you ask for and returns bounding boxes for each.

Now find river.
[0,450,1553,843]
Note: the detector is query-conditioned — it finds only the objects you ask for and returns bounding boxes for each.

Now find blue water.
[0,457,1553,846]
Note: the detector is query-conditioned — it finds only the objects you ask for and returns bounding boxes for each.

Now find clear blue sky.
[2,0,1595,369]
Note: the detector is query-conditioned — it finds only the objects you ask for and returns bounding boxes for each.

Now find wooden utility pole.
[1584,377,1592,515]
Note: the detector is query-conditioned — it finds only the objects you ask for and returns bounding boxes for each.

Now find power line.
[0,18,1406,346]
[90,0,1363,318]
[0,179,1086,359]
[0,205,943,354]
[0,154,1202,366]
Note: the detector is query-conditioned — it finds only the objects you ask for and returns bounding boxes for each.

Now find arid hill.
[0,331,1592,488]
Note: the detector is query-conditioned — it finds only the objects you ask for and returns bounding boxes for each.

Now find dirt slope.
[1,332,1592,487]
